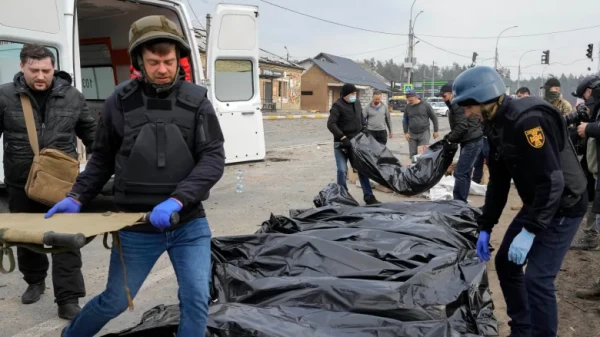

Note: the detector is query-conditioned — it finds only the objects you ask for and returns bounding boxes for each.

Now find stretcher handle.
[42,232,87,250]
[141,212,180,226]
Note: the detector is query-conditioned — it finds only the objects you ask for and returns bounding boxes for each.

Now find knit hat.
[544,78,561,89]
[437,81,454,96]
[341,83,357,97]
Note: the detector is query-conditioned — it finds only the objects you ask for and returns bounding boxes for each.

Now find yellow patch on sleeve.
[524,126,545,149]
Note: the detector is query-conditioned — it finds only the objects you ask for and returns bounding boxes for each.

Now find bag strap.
[19,94,39,156]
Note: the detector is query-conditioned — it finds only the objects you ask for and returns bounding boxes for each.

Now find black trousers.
[370,130,388,145]
[7,186,85,305]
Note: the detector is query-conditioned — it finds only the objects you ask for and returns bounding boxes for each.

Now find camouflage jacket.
[551,95,573,115]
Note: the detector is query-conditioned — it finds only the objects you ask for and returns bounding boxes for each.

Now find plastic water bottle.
[236,169,244,193]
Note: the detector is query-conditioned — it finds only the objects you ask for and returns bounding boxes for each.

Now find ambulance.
[0,0,266,188]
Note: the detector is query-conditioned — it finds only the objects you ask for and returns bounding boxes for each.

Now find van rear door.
[0,0,73,186]
[206,4,265,163]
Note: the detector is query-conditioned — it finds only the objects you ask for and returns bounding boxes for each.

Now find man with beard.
[48,16,226,337]
[0,43,96,319]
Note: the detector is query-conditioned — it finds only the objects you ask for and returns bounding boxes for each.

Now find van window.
[81,66,116,100]
[0,41,59,84]
[215,60,254,102]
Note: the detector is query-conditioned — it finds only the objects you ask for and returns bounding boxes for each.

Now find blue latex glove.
[45,198,82,219]
[476,230,491,262]
[508,229,535,265]
[149,198,183,229]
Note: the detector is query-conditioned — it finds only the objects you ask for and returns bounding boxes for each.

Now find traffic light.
[586,43,594,59]
[541,50,549,65]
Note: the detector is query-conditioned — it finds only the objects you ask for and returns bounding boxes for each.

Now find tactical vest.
[488,96,586,208]
[113,79,207,206]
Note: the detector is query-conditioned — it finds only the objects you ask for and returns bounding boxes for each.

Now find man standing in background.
[438,81,483,202]
[516,87,530,98]
[542,78,572,115]
[0,43,97,320]
[363,90,392,145]
[402,91,439,158]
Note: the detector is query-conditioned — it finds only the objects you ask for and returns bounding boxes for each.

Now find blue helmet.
[452,66,506,106]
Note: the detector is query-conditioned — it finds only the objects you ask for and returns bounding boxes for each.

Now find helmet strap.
[136,47,181,94]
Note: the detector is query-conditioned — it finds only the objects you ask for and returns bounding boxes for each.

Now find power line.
[259,0,405,36]
[419,24,600,40]
[340,43,408,57]
[186,0,205,29]
[414,36,471,58]
[259,0,600,41]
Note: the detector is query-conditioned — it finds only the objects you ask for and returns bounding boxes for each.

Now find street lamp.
[517,49,536,89]
[406,0,422,84]
[284,46,289,61]
[494,25,518,70]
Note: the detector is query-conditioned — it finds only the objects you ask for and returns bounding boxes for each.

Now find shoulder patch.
[524,126,545,148]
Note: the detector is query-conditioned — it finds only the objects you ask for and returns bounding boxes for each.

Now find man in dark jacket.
[48,16,225,337]
[402,91,439,159]
[438,81,483,202]
[454,66,587,337]
[0,44,96,319]
[327,83,379,205]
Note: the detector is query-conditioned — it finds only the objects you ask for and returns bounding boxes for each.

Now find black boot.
[21,282,45,304]
[364,195,380,205]
[575,280,600,300]
[570,234,599,251]
[58,303,81,320]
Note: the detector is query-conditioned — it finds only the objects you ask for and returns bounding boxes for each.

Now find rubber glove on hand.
[508,229,535,265]
[150,198,183,230]
[45,198,81,219]
[476,230,491,262]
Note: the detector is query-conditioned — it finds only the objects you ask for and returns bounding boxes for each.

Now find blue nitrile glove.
[476,230,491,262]
[45,198,82,219]
[508,229,535,265]
[149,198,183,229]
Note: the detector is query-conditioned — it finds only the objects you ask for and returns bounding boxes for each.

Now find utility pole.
[406,1,422,85]
[597,42,600,74]
[431,61,435,98]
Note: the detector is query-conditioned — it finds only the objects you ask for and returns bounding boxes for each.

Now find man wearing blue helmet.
[452,66,587,337]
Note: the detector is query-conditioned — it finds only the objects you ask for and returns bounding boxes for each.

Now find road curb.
[263,112,403,120]
[263,114,329,120]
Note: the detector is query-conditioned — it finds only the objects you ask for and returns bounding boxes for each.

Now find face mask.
[348,95,357,103]
[545,91,560,102]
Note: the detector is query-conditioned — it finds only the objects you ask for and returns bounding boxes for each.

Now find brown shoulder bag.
[21,94,80,206]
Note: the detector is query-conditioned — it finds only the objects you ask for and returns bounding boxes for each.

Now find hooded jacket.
[0,71,96,188]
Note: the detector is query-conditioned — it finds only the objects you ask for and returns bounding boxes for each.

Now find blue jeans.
[472,137,489,184]
[64,218,212,337]
[495,210,582,337]
[453,139,483,202]
[334,143,374,199]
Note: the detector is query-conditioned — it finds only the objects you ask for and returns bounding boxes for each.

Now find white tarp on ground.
[423,175,487,201]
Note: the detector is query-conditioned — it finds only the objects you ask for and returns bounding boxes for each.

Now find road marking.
[267,141,332,153]
[263,114,329,120]
[11,266,175,337]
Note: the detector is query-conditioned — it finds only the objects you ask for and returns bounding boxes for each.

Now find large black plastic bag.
[313,183,359,207]
[104,189,496,337]
[349,133,458,196]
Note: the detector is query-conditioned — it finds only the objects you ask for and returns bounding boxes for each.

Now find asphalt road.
[0,116,451,337]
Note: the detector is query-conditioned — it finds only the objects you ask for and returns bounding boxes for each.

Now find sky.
[186,0,600,80]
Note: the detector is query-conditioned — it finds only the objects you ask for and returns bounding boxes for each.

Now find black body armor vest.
[113,79,207,206]
[488,97,586,208]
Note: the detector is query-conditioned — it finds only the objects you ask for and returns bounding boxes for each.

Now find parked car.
[431,102,449,117]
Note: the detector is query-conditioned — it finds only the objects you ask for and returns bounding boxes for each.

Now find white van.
[0,0,266,188]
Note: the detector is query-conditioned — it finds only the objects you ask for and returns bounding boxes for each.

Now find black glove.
[443,133,452,143]
[361,126,370,136]
[341,137,352,148]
